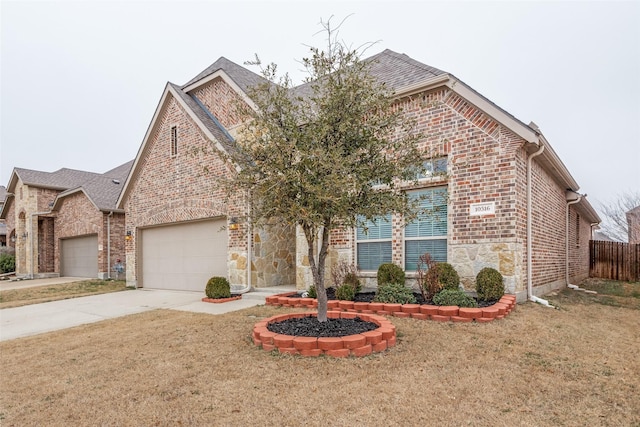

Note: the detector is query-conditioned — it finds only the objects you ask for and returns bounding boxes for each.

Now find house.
[118,49,600,302]
[0,161,133,279]
[627,206,640,244]
[0,186,7,248]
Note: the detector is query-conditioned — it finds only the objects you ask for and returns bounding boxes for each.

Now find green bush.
[205,276,231,299]
[377,263,405,286]
[421,259,460,299]
[307,285,317,299]
[437,263,460,291]
[0,253,15,274]
[374,282,416,304]
[432,289,478,308]
[343,272,362,293]
[476,267,504,302]
[335,283,357,301]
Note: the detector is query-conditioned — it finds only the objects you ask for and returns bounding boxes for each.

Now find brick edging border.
[253,312,396,358]
[265,293,516,323]
[201,295,242,303]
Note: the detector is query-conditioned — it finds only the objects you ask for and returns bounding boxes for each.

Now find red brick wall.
[328,87,585,296]
[568,207,593,283]
[529,160,566,289]
[54,192,106,275]
[123,92,247,286]
[190,78,246,130]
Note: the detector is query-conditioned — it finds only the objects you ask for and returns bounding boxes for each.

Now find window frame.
[403,186,448,271]
[170,125,178,157]
[355,214,393,272]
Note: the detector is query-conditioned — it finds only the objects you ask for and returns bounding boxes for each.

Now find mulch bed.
[267,315,378,337]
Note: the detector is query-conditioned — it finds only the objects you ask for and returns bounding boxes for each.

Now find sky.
[1,0,639,218]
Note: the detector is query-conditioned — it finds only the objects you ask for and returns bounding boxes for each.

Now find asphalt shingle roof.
[11,161,133,212]
[183,56,268,93]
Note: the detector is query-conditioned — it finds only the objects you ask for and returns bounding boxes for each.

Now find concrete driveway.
[0,285,295,342]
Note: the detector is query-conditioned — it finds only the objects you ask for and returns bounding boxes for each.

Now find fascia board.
[446,78,539,144]
[52,188,100,212]
[182,70,259,112]
[537,133,580,191]
[0,194,13,219]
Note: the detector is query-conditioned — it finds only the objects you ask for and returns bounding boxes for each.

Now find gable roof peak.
[182,56,266,94]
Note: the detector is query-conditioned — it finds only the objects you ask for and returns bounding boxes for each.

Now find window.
[170,126,178,156]
[356,214,392,271]
[416,157,447,180]
[576,213,581,247]
[405,187,448,271]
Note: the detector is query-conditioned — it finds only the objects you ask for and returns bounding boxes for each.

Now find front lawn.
[1,284,638,426]
[0,280,129,309]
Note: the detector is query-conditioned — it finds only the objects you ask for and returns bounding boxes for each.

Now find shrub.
[374,282,417,304]
[0,253,15,274]
[343,272,362,293]
[307,284,317,299]
[377,263,405,287]
[205,276,231,299]
[437,263,460,291]
[432,289,478,308]
[335,283,357,301]
[331,260,359,288]
[476,267,505,302]
[418,254,460,299]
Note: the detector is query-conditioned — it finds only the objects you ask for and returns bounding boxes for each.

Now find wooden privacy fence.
[590,240,640,282]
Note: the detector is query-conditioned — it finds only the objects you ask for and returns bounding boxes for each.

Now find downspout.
[526,144,553,307]
[107,211,113,279]
[565,192,582,289]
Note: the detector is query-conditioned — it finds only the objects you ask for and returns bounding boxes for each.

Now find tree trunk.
[304,222,331,322]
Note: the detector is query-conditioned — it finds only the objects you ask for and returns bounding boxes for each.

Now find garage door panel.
[61,235,98,278]
[141,219,228,292]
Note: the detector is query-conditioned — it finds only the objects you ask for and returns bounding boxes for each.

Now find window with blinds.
[356,214,392,271]
[405,187,448,271]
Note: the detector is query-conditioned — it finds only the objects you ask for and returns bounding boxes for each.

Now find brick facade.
[120,52,598,300]
[314,86,595,300]
[122,79,296,289]
[3,170,128,279]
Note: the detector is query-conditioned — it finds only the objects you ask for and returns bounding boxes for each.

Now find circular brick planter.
[253,312,397,358]
[201,295,242,303]
[265,293,517,323]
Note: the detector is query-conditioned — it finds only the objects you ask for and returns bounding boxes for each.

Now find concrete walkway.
[0,284,296,342]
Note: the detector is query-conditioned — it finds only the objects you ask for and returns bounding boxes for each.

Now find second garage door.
[61,234,98,278]
[141,219,228,291]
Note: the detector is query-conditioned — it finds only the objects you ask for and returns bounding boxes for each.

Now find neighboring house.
[118,49,600,302]
[0,161,133,279]
[0,186,7,248]
[627,206,640,244]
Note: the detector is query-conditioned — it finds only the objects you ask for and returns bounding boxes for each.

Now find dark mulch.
[267,315,378,337]
[296,288,498,308]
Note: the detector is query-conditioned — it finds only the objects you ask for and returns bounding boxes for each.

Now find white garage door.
[61,235,98,278]
[141,219,228,291]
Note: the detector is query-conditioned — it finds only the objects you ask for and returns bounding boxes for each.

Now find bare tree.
[597,190,640,242]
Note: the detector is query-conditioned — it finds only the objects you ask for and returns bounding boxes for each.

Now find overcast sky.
[1,0,639,215]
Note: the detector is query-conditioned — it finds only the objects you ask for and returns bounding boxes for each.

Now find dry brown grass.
[0,280,128,309]
[1,289,639,426]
